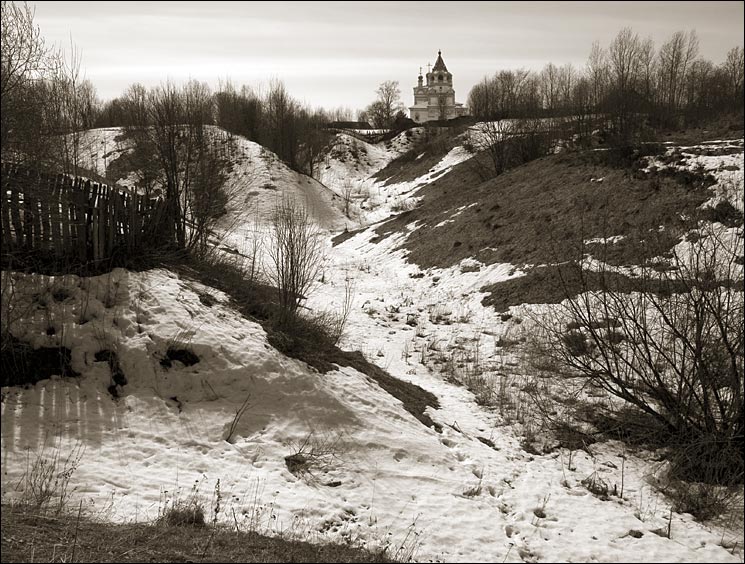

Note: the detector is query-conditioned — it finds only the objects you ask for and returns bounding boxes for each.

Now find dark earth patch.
[1,336,79,387]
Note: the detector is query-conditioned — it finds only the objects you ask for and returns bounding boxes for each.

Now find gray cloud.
[33,1,744,109]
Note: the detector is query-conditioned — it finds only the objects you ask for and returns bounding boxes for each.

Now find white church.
[408,50,469,123]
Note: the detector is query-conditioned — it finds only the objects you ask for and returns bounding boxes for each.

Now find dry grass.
[372,148,717,270]
[9,442,85,515]
[372,127,463,186]
[0,505,393,563]
[480,263,697,313]
[654,113,744,145]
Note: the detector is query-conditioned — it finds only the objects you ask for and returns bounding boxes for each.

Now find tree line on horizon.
[467,28,744,141]
[3,0,744,184]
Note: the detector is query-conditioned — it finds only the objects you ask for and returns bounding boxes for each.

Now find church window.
[438,75,443,82]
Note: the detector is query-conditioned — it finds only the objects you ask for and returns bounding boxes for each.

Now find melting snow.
[2,131,743,563]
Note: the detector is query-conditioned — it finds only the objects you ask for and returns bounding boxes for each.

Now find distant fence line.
[1,163,170,268]
[328,128,391,144]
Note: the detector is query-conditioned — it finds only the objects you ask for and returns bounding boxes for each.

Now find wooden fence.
[1,163,170,268]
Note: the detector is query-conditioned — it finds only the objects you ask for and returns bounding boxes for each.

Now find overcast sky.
[32,1,744,112]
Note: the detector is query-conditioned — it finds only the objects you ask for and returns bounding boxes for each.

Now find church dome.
[432,50,448,72]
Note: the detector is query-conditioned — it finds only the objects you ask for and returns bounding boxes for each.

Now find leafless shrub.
[582,471,611,500]
[313,274,355,346]
[341,179,356,218]
[284,430,345,482]
[528,225,744,486]
[14,441,84,515]
[265,197,324,326]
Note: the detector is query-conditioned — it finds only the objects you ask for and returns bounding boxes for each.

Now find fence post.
[50,174,63,256]
[72,179,86,263]
[1,166,17,252]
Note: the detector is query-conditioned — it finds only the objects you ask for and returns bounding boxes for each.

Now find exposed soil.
[1,336,79,387]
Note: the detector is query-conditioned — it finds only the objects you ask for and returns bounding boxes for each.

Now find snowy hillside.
[313,229,744,564]
[71,126,347,232]
[318,127,478,227]
[2,125,743,563]
[2,261,740,562]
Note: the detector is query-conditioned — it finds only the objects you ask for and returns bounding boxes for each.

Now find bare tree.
[586,41,609,112]
[122,82,150,128]
[362,81,405,128]
[264,78,298,167]
[148,80,187,247]
[0,1,49,100]
[683,59,716,125]
[496,69,530,116]
[362,99,387,129]
[329,106,355,122]
[467,76,493,119]
[469,28,738,136]
[722,46,744,109]
[265,198,324,325]
[188,141,231,252]
[469,118,517,177]
[606,27,646,142]
[54,39,87,175]
[571,76,592,139]
[296,108,332,178]
[557,63,576,113]
[638,37,657,110]
[0,0,61,167]
[1,5,98,174]
[658,30,700,124]
[376,80,404,127]
[133,79,229,252]
[539,62,560,115]
[340,179,356,219]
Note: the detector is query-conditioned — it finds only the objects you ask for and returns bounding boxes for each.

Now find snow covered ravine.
[307,226,742,563]
[2,133,744,563]
[2,259,739,563]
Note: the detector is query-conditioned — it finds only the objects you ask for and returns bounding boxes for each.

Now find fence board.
[2,173,14,251]
[9,186,24,248]
[1,165,173,268]
[73,182,86,262]
[105,185,114,257]
[98,184,106,261]
[50,175,63,255]
[22,177,34,248]
[39,190,50,251]
[61,177,73,250]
